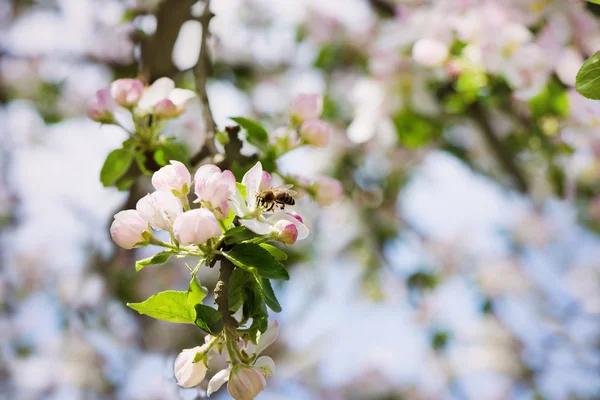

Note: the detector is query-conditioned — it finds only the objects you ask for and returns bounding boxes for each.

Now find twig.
[468,102,529,194]
[213,258,239,328]
[191,0,219,165]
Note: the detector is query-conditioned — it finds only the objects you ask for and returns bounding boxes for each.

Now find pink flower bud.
[412,39,449,68]
[88,88,115,123]
[300,119,332,147]
[287,211,303,224]
[110,210,150,249]
[313,176,343,206]
[272,219,298,245]
[154,99,181,118]
[87,103,112,123]
[173,209,221,245]
[227,366,266,400]
[259,171,272,191]
[152,160,191,195]
[194,165,236,208]
[136,190,182,231]
[174,345,209,388]
[110,78,144,107]
[290,93,323,123]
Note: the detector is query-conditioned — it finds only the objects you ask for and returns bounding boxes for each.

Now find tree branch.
[469,102,529,194]
[213,257,239,328]
[191,0,219,166]
[140,0,197,82]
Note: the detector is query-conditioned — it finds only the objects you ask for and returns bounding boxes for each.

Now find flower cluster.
[110,160,310,250]
[175,321,279,399]
[88,77,196,123]
[271,94,333,152]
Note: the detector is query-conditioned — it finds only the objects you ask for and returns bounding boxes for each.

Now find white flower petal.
[240,219,273,235]
[207,367,230,396]
[229,188,250,217]
[242,162,263,200]
[168,88,196,107]
[138,77,175,111]
[254,356,276,377]
[267,211,309,240]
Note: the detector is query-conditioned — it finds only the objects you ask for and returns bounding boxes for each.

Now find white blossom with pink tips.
[290,93,323,123]
[136,77,196,117]
[228,162,310,241]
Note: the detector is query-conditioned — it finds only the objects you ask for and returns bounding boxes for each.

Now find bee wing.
[273,184,294,190]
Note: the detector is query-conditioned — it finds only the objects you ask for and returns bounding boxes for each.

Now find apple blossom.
[136,190,182,231]
[227,366,266,400]
[259,171,272,192]
[110,210,151,249]
[136,77,196,116]
[207,367,231,396]
[87,88,115,123]
[290,93,323,123]
[174,344,210,388]
[173,209,221,245]
[271,219,298,245]
[253,356,276,378]
[246,320,279,355]
[312,176,344,206]
[412,39,449,68]
[151,160,191,196]
[300,119,332,147]
[287,210,303,223]
[109,78,144,107]
[194,164,236,213]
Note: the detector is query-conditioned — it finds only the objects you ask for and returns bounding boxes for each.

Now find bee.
[257,184,297,211]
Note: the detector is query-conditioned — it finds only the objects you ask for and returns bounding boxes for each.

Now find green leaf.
[224,226,260,245]
[392,109,441,149]
[135,151,153,176]
[194,304,224,335]
[230,117,269,150]
[221,209,236,232]
[576,49,600,99]
[187,277,208,306]
[529,80,569,118]
[228,268,251,311]
[127,290,194,323]
[100,148,134,187]
[135,251,174,271]
[254,276,282,312]
[236,182,247,200]
[154,142,189,166]
[259,244,288,260]
[223,243,289,280]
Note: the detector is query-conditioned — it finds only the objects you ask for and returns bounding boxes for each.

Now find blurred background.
[1,0,600,399]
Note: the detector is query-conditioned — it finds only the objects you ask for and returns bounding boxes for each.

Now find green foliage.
[576,49,600,99]
[230,117,269,151]
[254,276,282,312]
[392,109,442,149]
[529,80,569,118]
[127,290,195,323]
[407,271,439,290]
[236,182,247,200]
[194,304,224,335]
[135,251,174,271]
[228,268,252,311]
[224,226,261,245]
[187,277,208,305]
[431,330,450,351]
[153,141,189,167]
[223,243,290,281]
[100,148,134,187]
[259,243,288,260]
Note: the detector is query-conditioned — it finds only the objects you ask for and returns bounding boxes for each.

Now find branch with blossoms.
[91,62,342,397]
